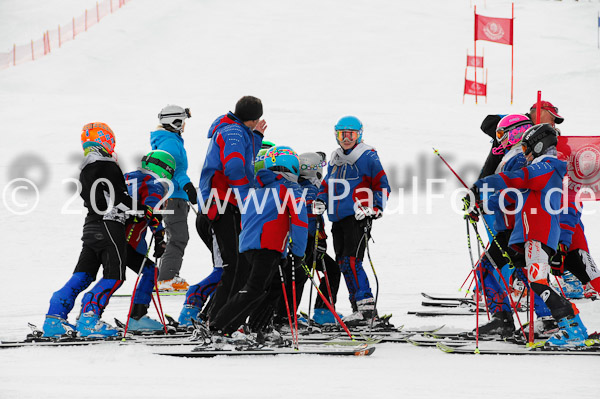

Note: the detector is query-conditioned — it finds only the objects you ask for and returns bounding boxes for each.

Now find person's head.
[334,115,363,151]
[495,114,532,150]
[234,96,263,130]
[529,101,563,127]
[521,123,558,163]
[158,105,191,133]
[264,146,300,177]
[299,152,327,181]
[141,150,176,180]
[81,122,116,155]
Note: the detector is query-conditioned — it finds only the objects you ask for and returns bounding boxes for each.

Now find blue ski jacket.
[239,169,308,258]
[476,155,567,253]
[199,112,263,208]
[150,129,191,200]
[317,143,390,222]
[124,169,166,254]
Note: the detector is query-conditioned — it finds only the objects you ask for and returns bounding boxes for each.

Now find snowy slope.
[1,0,600,398]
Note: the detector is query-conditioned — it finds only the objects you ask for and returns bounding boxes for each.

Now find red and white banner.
[557,136,600,201]
[475,14,513,45]
[467,55,484,68]
[463,79,486,96]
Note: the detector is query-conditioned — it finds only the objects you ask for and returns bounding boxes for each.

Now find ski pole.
[301,262,356,340]
[122,233,155,340]
[469,220,528,342]
[307,220,321,331]
[278,264,298,350]
[291,258,299,349]
[434,148,514,268]
[152,261,168,333]
[320,258,336,313]
[363,219,380,334]
[459,269,474,293]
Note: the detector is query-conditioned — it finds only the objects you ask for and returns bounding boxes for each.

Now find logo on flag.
[557,136,600,201]
[475,14,513,45]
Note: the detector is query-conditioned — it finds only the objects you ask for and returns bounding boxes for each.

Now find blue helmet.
[264,146,300,176]
[334,115,363,143]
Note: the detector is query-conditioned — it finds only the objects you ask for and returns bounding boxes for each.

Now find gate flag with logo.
[474,4,514,103]
[557,136,600,201]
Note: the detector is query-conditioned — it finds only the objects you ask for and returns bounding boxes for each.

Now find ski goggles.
[300,161,327,170]
[335,130,359,143]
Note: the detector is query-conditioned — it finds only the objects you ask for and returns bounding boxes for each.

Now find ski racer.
[43,123,152,337]
[471,124,589,347]
[314,116,391,326]
[151,105,195,292]
[197,96,266,323]
[206,146,308,344]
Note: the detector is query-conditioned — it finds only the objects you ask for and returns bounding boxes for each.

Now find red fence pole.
[474,5,478,104]
[85,10,88,31]
[13,44,16,66]
[31,39,34,61]
[110,0,113,13]
[511,2,514,104]
[97,2,100,22]
[58,25,61,47]
[73,17,76,39]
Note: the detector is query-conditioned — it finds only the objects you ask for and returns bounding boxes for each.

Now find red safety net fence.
[0,0,132,70]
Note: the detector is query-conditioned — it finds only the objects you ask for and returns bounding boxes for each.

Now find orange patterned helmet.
[81,122,116,154]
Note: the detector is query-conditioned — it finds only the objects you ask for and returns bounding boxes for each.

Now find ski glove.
[145,205,162,229]
[355,205,375,221]
[373,207,383,220]
[292,255,305,269]
[316,238,327,260]
[153,229,166,258]
[550,243,568,276]
[184,182,198,205]
[313,200,326,215]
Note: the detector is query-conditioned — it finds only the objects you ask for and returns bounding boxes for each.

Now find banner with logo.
[475,15,513,45]
[467,55,484,68]
[557,136,600,201]
[463,79,486,96]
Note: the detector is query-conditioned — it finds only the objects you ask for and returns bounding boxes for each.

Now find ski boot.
[313,308,344,325]
[76,311,119,338]
[42,315,76,338]
[545,314,588,347]
[157,275,189,292]
[522,316,558,339]
[342,297,376,327]
[554,271,584,299]
[127,315,164,333]
[212,329,258,350]
[178,305,201,330]
[475,311,514,338]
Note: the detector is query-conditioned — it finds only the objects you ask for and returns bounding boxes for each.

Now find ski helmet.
[254,148,270,174]
[299,152,327,180]
[81,122,116,154]
[158,105,191,133]
[495,114,532,150]
[521,124,558,158]
[334,116,363,144]
[141,150,176,180]
[261,140,276,149]
[264,146,300,176]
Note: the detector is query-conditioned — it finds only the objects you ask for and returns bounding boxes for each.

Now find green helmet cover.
[141,150,176,180]
[254,148,270,174]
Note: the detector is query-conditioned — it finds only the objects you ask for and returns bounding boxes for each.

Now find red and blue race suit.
[239,169,308,258]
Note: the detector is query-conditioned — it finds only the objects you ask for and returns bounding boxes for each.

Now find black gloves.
[184,182,198,205]
[316,238,327,260]
[550,243,568,276]
[292,255,305,269]
[153,229,166,258]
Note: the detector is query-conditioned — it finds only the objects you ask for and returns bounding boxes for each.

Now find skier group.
[41,95,391,343]
[464,100,600,347]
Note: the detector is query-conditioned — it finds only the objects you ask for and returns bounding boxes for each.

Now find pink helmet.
[495,114,532,151]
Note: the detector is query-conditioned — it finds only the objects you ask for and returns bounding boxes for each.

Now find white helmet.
[299,152,326,180]
[158,105,191,133]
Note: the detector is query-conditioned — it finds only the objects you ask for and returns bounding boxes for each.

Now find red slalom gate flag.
[475,14,513,45]
[464,79,486,96]
[467,55,484,68]
[557,136,600,201]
